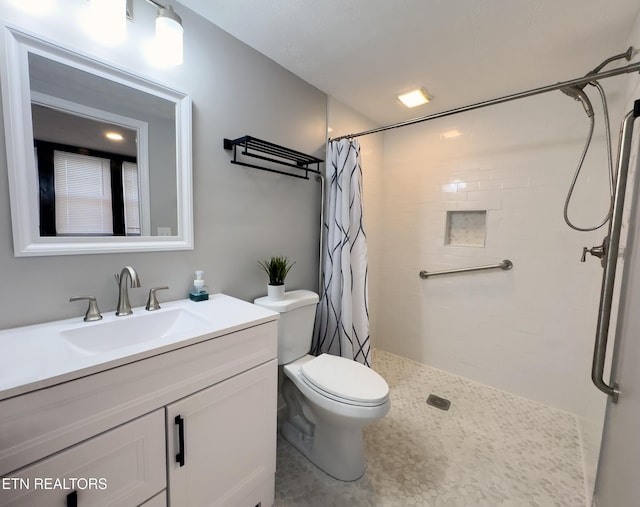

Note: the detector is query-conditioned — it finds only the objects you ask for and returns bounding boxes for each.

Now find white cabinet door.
[1,410,165,507]
[166,359,277,507]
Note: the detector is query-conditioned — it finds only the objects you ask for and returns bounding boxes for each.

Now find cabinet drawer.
[1,410,165,507]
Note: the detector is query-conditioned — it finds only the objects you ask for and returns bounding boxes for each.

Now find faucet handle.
[146,287,169,311]
[69,296,103,322]
[581,236,609,267]
[580,247,589,262]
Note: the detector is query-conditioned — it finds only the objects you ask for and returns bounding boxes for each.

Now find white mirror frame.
[0,26,193,256]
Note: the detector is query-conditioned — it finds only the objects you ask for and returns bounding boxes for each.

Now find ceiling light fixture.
[398,88,431,108]
[155,4,184,66]
[106,132,124,141]
[440,129,462,140]
[125,0,184,66]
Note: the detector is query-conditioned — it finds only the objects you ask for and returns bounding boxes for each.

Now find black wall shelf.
[223,136,323,180]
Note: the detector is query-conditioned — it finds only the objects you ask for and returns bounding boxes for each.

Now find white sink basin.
[61,308,212,354]
[0,295,280,400]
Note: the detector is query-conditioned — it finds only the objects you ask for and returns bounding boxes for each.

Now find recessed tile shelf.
[445,210,487,247]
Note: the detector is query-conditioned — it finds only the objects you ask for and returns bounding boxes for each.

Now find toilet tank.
[254,290,319,365]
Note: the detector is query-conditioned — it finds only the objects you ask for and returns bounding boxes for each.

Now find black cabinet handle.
[67,490,77,507]
[175,414,185,467]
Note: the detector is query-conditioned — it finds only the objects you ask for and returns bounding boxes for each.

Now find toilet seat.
[300,354,389,407]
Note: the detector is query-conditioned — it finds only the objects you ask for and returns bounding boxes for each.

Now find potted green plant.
[258,256,295,300]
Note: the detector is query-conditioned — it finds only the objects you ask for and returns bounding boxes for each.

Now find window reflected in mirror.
[35,139,141,237]
[32,101,143,237]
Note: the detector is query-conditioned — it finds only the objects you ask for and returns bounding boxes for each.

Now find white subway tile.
[478,179,503,190]
[501,176,530,189]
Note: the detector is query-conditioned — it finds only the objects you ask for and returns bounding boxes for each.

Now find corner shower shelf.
[223,135,323,180]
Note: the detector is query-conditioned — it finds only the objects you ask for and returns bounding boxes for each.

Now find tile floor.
[274,349,586,507]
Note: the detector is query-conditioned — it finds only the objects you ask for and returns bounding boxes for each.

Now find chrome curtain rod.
[419,259,513,279]
[330,61,640,141]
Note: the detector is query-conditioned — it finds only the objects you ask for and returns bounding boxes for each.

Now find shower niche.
[445,210,487,247]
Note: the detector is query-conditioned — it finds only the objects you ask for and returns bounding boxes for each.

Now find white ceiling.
[179,0,640,126]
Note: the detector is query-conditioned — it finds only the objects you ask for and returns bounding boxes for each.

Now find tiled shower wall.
[376,92,615,419]
[372,91,629,498]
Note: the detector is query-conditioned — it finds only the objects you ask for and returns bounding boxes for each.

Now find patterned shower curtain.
[312,138,371,366]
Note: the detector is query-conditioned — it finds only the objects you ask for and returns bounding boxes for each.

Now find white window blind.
[122,161,141,235]
[54,151,113,235]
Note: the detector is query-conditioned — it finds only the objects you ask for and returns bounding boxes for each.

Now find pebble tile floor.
[274,349,586,507]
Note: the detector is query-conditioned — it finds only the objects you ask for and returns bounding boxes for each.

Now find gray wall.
[0,1,326,329]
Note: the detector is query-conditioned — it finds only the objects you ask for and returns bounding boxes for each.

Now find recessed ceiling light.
[105,132,124,141]
[398,88,431,108]
[440,129,462,139]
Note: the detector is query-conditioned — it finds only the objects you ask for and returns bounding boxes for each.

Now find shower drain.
[426,394,451,411]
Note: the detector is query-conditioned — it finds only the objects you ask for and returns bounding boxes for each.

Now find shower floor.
[274,349,586,507]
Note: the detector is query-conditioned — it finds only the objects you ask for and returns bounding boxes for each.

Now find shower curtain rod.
[329,61,640,141]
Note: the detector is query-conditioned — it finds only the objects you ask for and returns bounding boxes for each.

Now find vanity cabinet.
[0,306,278,507]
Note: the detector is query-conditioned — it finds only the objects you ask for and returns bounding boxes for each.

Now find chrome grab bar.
[591,101,640,402]
[419,259,513,279]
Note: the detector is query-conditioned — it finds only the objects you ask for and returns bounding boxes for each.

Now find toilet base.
[281,417,366,482]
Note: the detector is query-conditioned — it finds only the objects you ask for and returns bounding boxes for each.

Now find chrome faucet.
[114,266,141,316]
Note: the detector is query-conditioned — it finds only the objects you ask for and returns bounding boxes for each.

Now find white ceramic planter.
[267,284,285,301]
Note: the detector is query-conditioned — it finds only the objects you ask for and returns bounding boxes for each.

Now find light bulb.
[10,0,55,16]
[156,6,183,66]
[88,0,127,46]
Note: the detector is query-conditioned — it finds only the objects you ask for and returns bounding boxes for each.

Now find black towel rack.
[223,135,323,180]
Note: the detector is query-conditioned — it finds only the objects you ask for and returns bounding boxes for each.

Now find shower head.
[591,46,634,75]
[561,85,594,118]
[561,47,634,117]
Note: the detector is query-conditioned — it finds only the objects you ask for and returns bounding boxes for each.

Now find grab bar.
[591,100,640,403]
[419,259,513,279]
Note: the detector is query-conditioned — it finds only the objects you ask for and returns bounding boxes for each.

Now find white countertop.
[0,294,278,401]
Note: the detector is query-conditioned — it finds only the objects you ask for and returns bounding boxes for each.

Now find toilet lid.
[300,354,389,405]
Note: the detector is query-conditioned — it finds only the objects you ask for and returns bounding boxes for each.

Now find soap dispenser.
[189,270,209,301]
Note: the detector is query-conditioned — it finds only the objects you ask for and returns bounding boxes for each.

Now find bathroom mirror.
[1,27,193,256]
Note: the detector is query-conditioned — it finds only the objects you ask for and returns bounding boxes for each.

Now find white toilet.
[254,289,390,481]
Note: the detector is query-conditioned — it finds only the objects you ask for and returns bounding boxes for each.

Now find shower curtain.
[312,138,371,366]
